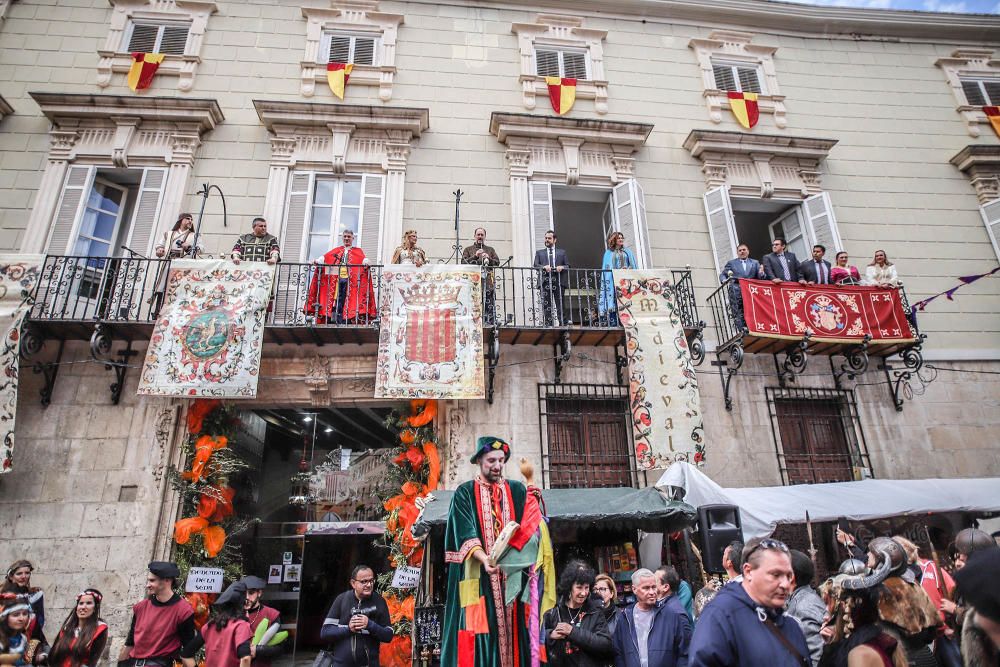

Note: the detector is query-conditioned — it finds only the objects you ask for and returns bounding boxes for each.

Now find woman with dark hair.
[181,581,252,667]
[597,231,638,326]
[154,213,202,259]
[543,560,614,667]
[0,595,44,665]
[831,251,862,285]
[1,561,45,644]
[46,589,107,667]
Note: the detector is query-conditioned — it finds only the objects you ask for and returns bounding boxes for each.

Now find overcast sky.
[779,0,1000,13]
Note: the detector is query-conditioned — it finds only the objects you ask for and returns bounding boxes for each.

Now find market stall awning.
[656,462,1000,540]
[413,486,696,534]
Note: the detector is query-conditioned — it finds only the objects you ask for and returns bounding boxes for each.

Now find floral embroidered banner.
[376,265,484,399]
[739,279,916,343]
[138,260,275,398]
[615,270,704,469]
[0,255,43,473]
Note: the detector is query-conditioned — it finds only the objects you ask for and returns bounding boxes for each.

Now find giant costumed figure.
[441,437,555,667]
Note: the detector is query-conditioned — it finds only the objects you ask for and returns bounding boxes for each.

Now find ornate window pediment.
[97,0,217,92]
[950,144,1000,204]
[683,129,837,199]
[689,31,786,129]
[936,49,1000,138]
[511,14,608,115]
[300,0,403,101]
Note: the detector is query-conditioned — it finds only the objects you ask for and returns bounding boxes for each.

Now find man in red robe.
[304,229,377,324]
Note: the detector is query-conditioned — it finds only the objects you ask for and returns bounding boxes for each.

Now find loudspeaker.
[697,504,743,573]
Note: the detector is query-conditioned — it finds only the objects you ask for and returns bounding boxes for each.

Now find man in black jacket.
[761,237,801,284]
[319,565,393,666]
[544,560,613,667]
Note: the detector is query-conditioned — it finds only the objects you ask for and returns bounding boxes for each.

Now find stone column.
[506,144,532,264]
[382,131,411,264]
[21,130,78,253]
[161,132,201,238]
[262,138,297,240]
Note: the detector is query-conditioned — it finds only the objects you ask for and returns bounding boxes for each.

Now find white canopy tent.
[655,462,1000,540]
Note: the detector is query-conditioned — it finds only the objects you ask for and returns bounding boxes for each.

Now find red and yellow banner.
[127,52,165,91]
[983,106,1000,138]
[740,279,915,343]
[327,62,354,100]
[728,91,759,129]
[545,76,576,115]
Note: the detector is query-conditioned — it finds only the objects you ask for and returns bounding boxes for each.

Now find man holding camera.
[319,565,393,667]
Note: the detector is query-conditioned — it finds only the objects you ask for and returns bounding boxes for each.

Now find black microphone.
[120,245,148,259]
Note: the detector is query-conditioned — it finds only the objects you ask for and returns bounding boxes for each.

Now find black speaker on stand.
[697,504,743,573]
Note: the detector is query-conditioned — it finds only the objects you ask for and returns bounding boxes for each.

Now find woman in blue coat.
[597,232,637,326]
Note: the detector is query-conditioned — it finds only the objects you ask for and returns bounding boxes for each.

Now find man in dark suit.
[798,244,833,285]
[761,237,801,283]
[720,243,762,332]
[533,230,570,326]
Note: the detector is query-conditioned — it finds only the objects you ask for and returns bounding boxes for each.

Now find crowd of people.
[720,238,901,288]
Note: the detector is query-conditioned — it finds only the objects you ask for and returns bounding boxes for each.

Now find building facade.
[1,0,999,653]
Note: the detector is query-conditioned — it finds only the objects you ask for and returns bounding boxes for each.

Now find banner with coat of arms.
[0,255,44,473]
[375,265,484,399]
[739,279,916,343]
[138,260,275,398]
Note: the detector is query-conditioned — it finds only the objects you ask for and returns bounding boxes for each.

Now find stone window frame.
[950,145,1000,263]
[689,30,787,129]
[300,0,403,101]
[936,49,1000,138]
[511,14,609,115]
[97,0,217,92]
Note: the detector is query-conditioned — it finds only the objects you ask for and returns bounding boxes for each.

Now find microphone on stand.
[501,256,513,267]
[120,245,148,259]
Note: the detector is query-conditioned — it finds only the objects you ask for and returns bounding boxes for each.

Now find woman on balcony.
[831,251,862,285]
[597,231,637,326]
[862,250,899,288]
[150,213,204,315]
[390,229,426,266]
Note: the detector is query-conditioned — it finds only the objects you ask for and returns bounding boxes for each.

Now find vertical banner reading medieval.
[138,260,275,398]
[376,265,484,399]
[0,255,43,473]
[615,270,704,469]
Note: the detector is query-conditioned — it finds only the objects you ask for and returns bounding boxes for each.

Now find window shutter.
[712,64,736,91]
[282,171,314,262]
[535,50,560,77]
[979,199,1000,263]
[353,37,376,66]
[961,79,987,106]
[328,35,351,64]
[612,180,650,269]
[562,52,588,80]
[127,24,159,53]
[985,81,1000,106]
[124,168,167,256]
[47,165,96,254]
[801,192,843,255]
[529,181,553,255]
[737,67,762,93]
[703,186,738,278]
[359,173,385,262]
[159,25,189,55]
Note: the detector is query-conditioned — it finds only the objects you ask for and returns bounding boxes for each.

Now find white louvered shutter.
[47,165,96,254]
[612,180,650,269]
[737,67,762,93]
[562,51,588,80]
[535,50,560,77]
[282,172,314,262]
[158,25,190,55]
[125,167,167,256]
[801,192,844,254]
[359,173,384,262]
[712,64,736,91]
[327,35,351,64]
[703,186,738,278]
[353,37,376,66]
[126,24,159,53]
[980,199,1000,263]
[529,181,553,258]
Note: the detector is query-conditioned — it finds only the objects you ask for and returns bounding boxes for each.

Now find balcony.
[707,277,926,411]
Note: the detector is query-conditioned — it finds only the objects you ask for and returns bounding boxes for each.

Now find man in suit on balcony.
[720,243,762,332]
[761,237,802,283]
[533,230,570,326]
[798,244,833,285]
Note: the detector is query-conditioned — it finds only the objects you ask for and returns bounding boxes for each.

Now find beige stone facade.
[1,0,999,649]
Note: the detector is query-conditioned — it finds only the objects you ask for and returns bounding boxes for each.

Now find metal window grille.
[538,383,639,489]
[765,387,873,486]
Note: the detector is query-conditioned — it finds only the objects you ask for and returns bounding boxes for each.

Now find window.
[712,62,763,94]
[74,179,128,260]
[307,178,362,261]
[322,33,378,66]
[124,21,190,55]
[535,48,589,80]
[959,77,1000,106]
[936,49,1000,137]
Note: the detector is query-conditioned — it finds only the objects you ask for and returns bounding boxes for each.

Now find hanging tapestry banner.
[739,279,916,343]
[0,255,43,473]
[375,265,484,399]
[138,260,275,398]
[614,270,704,469]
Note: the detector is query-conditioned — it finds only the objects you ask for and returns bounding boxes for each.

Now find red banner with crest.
[739,279,916,343]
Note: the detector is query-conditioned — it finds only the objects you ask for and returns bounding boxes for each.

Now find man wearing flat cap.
[441,437,554,667]
[118,561,196,666]
[241,575,284,667]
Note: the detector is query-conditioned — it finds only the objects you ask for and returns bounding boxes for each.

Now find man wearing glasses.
[319,564,393,667]
[688,538,810,667]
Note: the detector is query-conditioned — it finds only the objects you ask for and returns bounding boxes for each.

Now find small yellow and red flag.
[127,52,165,92]
[545,76,577,115]
[727,91,759,130]
[984,106,1000,138]
[327,62,354,100]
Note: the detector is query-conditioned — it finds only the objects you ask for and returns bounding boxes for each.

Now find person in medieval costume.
[441,437,556,667]
[303,229,377,324]
[232,218,280,265]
